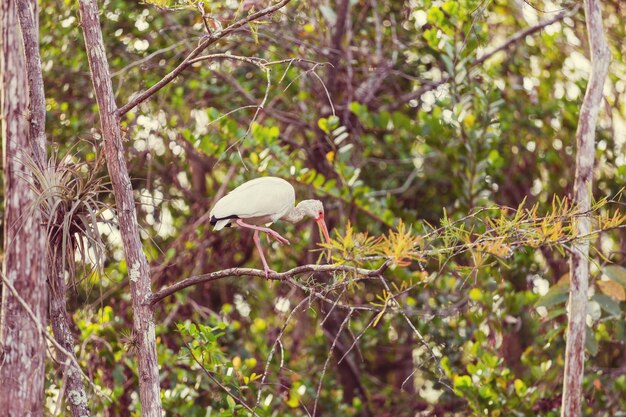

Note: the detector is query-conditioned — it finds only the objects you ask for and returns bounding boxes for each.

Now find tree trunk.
[16,1,91,414]
[15,0,46,166]
[77,0,163,415]
[0,0,48,414]
[49,247,91,416]
[561,1,610,416]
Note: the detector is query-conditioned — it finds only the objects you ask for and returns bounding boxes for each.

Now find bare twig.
[376,277,449,388]
[255,297,310,409]
[183,340,261,417]
[312,309,354,417]
[111,38,197,77]
[366,168,419,197]
[117,0,292,116]
[473,4,580,67]
[337,312,378,365]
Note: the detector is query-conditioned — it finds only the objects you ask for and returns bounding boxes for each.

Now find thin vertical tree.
[0,0,48,414]
[561,1,610,416]
[77,0,162,414]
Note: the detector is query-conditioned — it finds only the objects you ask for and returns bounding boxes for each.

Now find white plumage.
[210,177,295,230]
[209,176,331,276]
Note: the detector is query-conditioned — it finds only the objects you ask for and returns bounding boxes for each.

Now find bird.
[209,176,331,276]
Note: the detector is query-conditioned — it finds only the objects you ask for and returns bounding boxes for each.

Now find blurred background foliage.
[29,0,626,415]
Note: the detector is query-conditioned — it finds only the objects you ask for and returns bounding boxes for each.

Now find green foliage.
[29,0,626,415]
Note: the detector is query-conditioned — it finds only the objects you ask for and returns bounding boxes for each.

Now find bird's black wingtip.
[210,215,217,226]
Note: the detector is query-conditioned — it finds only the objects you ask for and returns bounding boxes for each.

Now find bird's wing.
[210,177,296,224]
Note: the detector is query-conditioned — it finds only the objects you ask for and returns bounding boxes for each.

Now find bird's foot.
[267,232,290,245]
[264,267,278,278]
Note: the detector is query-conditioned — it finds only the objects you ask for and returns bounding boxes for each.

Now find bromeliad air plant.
[23,149,111,287]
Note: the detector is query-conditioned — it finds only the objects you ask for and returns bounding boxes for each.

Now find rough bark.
[77,0,162,415]
[49,249,91,416]
[0,0,48,414]
[561,1,610,416]
[15,0,46,166]
[16,2,91,414]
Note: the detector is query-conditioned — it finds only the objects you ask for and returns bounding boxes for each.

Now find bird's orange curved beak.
[315,214,332,262]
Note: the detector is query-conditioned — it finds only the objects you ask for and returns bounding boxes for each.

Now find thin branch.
[111,38,197,77]
[117,0,292,116]
[474,4,580,67]
[377,277,449,388]
[0,271,109,401]
[149,261,390,306]
[311,71,336,117]
[255,297,310,410]
[183,340,261,417]
[387,5,579,110]
[312,309,354,417]
[337,312,378,365]
[366,168,419,198]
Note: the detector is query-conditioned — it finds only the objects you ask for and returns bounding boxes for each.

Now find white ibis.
[209,176,331,276]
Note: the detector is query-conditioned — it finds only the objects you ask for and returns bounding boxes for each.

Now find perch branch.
[149,261,391,306]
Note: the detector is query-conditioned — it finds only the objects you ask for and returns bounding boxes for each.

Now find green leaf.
[469,288,482,301]
[546,307,566,320]
[441,55,454,74]
[317,117,330,134]
[313,174,326,188]
[327,116,340,130]
[604,265,626,288]
[535,284,569,308]
[453,374,473,389]
[317,116,340,134]
[427,6,445,25]
[226,395,236,410]
[513,379,527,396]
[348,101,367,119]
[423,28,440,49]
[592,294,622,317]
[391,112,412,130]
[585,327,598,356]
[442,1,459,16]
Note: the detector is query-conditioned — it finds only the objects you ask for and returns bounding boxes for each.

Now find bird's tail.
[210,215,235,231]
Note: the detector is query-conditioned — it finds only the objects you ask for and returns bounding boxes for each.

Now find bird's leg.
[253,230,275,278]
[235,219,290,245]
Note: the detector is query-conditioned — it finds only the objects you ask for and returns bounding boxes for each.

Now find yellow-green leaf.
[597,279,626,301]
